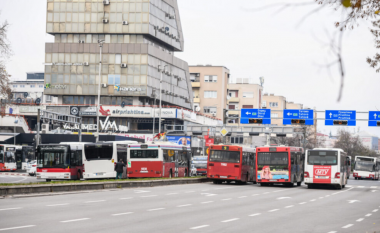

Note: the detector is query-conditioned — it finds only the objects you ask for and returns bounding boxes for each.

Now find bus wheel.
[297,181,301,186]
[77,171,81,180]
[336,184,342,190]
[252,181,257,185]
[354,177,357,180]
[169,171,172,179]
[307,184,314,189]
[46,179,51,182]
[184,169,188,177]
[213,180,218,184]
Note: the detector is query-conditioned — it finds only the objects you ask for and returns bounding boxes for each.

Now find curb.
[0,172,29,177]
[0,178,209,197]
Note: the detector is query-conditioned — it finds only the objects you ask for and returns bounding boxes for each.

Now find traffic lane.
[0,175,38,183]
[347,176,380,187]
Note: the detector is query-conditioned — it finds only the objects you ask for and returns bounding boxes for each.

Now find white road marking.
[201,193,217,197]
[325,195,330,197]
[0,225,35,231]
[112,212,133,216]
[120,197,133,200]
[201,190,209,191]
[310,199,316,202]
[249,213,261,217]
[61,218,90,223]
[327,231,337,233]
[268,209,279,212]
[356,218,364,222]
[221,218,239,223]
[166,193,178,195]
[141,195,157,198]
[365,214,372,217]
[370,186,377,189]
[272,189,287,193]
[319,197,324,199]
[299,202,307,205]
[190,225,209,230]
[0,208,22,211]
[373,209,378,212]
[201,201,214,204]
[11,177,28,183]
[177,204,192,207]
[357,186,365,188]
[332,187,354,195]
[221,198,232,201]
[134,190,150,193]
[238,196,247,198]
[342,224,353,228]
[47,203,69,207]
[346,185,352,187]
[285,205,294,208]
[277,197,291,200]
[85,200,105,203]
[147,208,165,211]
[372,190,377,192]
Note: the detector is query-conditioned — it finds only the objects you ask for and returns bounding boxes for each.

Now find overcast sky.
[0,0,379,137]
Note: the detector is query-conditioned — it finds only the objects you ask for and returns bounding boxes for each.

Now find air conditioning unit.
[165,90,169,94]
[165,13,170,17]
[176,38,180,42]
[161,90,165,93]
[169,15,175,19]
[212,113,216,117]
[196,73,200,77]
[41,124,50,134]
[103,19,109,24]
[160,27,165,32]
[79,40,84,43]
[121,63,127,68]
[154,25,159,30]
[102,83,107,88]
[83,62,89,66]
[174,94,178,97]
[103,0,110,5]
[122,21,128,25]
[178,77,182,81]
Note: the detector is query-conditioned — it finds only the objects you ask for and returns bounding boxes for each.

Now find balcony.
[191,82,200,88]
[228,110,240,115]
[193,98,200,103]
[228,97,240,102]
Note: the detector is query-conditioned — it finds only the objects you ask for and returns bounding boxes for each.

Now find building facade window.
[242,105,253,108]
[230,136,243,144]
[39,85,44,88]
[204,107,217,114]
[269,102,278,107]
[20,85,25,88]
[101,96,132,105]
[204,91,217,98]
[45,95,52,102]
[228,103,238,110]
[204,75,217,82]
[228,90,238,97]
[271,113,278,118]
[30,85,35,88]
[108,74,121,85]
[243,92,253,98]
[12,85,17,88]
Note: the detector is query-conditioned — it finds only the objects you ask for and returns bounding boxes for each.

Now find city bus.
[21,146,35,170]
[353,156,379,180]
[191,156,208,176]
[127,142,191,178]
[346,156,351,179]
[207,145,256,184]
[0,145,21,172]
[304,148,348,189]
[256,146,304,187]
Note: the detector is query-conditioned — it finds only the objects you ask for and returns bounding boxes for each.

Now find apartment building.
[262,93,287,126]
[189,65,230,121]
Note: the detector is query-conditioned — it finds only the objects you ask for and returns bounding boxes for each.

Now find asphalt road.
[0,177,379,233]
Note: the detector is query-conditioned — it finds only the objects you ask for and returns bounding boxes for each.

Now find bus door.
[16,149,22,170]
[117,144,128,178]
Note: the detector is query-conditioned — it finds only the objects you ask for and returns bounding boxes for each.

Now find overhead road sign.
[368,111,380,127]
[325,110,356,126]
[283,109,314,125]
[240,109,271,124]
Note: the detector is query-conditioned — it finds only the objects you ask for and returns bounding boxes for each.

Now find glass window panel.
[52,74,58,84]
[134,55,141,64]
[70,75,77,84]
[77,75,83,84]
[135,13,141,23]
[89,75,95,84]
[90,54,96,63]
[117,13,122,22]
[92,34,98,43]
[46,54,52,63]
[110,13,116,23]
[140,75,146,84]
[65,54,70,63]
[109,54,115,64]
[121,75,127,84]
[108,75,114,85]
[105,34,111,43]
[65,65,70,74]
[48,13,53,22]
[117,35,123,43]
[59,53,64,62]
[73,13,78,22]
[123,3,129,12]
[83,75,88,84]
[65,75,70,83]
[134,76,140,85]
[67,3,72,11]
[122,54,127,63]
[60,13,65,22]
[115,54,121,64]
[61,34,67,43]
[71,54,77,63]
[45,74,51,83]
[115,65,121,74]
[111,35,117,43]
[142,3,149,12]
[78,13,84,22]
[91,13,97,23]
[128,54,134,64]
[77,54,83,63]
[86,34,92,43]
[102,54,109,63]
[58,74,63,83]
[115,75,121,85]
[130,3,135,12]
[73,3,78,12]
[79,3,85,12]
[129,13,135,23]
[45,65,52,73]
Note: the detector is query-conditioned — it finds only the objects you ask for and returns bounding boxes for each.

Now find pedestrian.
[115,159,125,179]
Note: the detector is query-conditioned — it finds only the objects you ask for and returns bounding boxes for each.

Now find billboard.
[257,165,289,180]
[166,136,191,146]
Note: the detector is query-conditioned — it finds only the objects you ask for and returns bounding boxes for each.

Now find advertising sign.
[205,138,214,147]
[257,165,289,180]
[166,136,191,146]
[117,133,154,143]
[313,165,331,177]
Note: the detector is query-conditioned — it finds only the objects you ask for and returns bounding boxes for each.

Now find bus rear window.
[257,152,288,165]
[85,144,113,160]
[130,150,158,159]
[308,151,337,165]
[209,150,240,163]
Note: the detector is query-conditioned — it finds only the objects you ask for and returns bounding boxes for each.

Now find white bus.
[0,145,22,172]
[353,156,379,180]
[304,148,348,189]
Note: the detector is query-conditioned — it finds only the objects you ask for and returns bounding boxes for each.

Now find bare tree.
[334,128,377,157]
[0,16,12,102]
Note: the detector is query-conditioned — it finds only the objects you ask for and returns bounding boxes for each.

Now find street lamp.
[158,64,168,136]
[96,39,105,143]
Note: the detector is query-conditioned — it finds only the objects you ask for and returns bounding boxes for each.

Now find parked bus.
[304,148,348,189]
[207,145,256,184]
[21,146,35,170]
[353,156,379,180]
[0,145,22,172]
[346,156,352,179]
[127,142,191,178]
[191,156,208,176]
[256,146,304,187]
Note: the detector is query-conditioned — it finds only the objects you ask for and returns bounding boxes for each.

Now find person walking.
[115,159,125,179]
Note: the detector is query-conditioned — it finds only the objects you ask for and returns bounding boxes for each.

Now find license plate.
[270,179,277,181]
[140,171,148,173]
[315,176,328,179]
[96,173,104,176]
[220,176,227,178]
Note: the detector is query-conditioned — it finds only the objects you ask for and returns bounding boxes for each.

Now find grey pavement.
[0,177,380,233]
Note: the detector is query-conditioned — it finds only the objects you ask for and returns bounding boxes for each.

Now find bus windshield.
[4,149,16,163]
[23,147,35,163]
[0,146,4,163]
[209,150,240,163]
[37,146,70,168]
[257,152,288,165]
[354,161,375,172]
[308,151,337,165]
[84,143,113,160]
[130,150,158,159]
[192,161,207,169]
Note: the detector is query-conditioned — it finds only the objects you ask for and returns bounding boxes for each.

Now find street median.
[0,177,209,196]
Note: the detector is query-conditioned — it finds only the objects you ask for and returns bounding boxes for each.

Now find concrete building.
[357,131,379,151]
[262,93,286,126]
[189,65,230,121]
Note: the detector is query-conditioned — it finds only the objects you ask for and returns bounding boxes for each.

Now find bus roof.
[257,146,303,152]
[129,142,191,150]
[210,145,256,153]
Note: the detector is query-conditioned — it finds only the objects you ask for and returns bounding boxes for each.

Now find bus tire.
[46,179,51,182]
[307,184,314,189]
[336,184,342,190]
[297,181,301,186]
[252,181,257,185]
[169,170,172,178]
[354,177,357,180]
[77,171,81,180]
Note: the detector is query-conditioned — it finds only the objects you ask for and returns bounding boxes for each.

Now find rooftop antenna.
[259,77,264,87]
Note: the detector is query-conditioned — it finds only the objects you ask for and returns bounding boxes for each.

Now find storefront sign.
[114,86,142,92]
[153,108,177,118]
[110,107,152,117]
[79,107,97,116]
[63,116,128,132]
[166,136,191,146]
[117,133,154,142]
[19,106,44,113]
[45,83,67,89]
[52,63,84,66]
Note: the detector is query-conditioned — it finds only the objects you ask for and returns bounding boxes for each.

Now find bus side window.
[291,152,295,165]
[77,150,83,166]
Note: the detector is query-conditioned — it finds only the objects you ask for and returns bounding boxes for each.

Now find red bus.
[127,142,191,178]
[207,145,256,184]
[0,145,20,172]
[256,146,304,187]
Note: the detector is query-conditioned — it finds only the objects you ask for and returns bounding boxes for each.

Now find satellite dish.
[165,26,170,32]
[195,106,201,112]
[35,98,41,105]
[16,98,22,104]
[121,101,125,108]
[23,92,28,98]
[227,95,231,100]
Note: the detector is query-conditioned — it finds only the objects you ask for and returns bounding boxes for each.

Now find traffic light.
[249,118,263,124]
[333,120,348,125]
[377,121,380,126]
[291,119,305,125]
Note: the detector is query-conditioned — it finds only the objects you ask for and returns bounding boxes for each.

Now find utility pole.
[37,109,40,148]
[96,40,104,143]
[158,65,167,136]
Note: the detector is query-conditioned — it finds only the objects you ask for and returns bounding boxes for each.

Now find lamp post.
[158,65,168,136]
[96,39,105,143]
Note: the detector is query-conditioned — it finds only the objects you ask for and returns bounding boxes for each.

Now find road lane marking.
[332,187,354,195]
[310,199,316,202]
[373,209,378,212]
[190,225,209,230]
[221,218,239,223]
[46,203,69,207]
[370,186,377,189]
[0,208,22,211]
[346,185,352,187]
[325,195,330,197]
[268,209,279,212]
[177,204,192,207]
[327,231,337,233]
[0,225,35,231]
[299,202,307,205]
[238,196,247,198]
[249,213,261,217]
[342,224,353,228]
[285,205,294,208]
[147,208,165,211]
[371,190,377,192]
[365,214,372,217]
[166,193,178,195]
[319,197,324,199]
[120,197,133,200]
[277,197,291,200]
[201,201,213,204]
[221,198,232,201]
[61,218,90,223]
[356,218,364,222]
[85,200,105,203]
[357,186,365,188]
[141,195,157,198]
[112,212,133,216]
